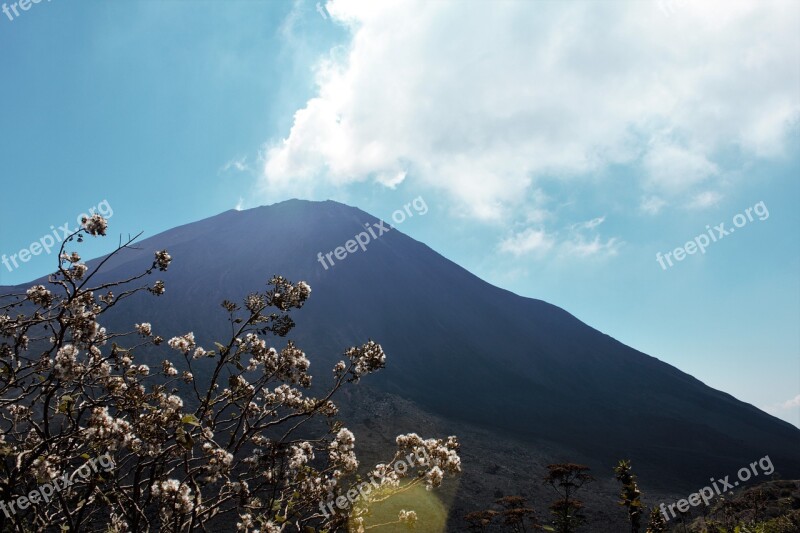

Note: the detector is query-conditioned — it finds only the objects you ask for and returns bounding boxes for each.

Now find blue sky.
[1,0,798,426]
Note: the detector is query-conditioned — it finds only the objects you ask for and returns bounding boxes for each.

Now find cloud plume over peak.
[261,0,799,222]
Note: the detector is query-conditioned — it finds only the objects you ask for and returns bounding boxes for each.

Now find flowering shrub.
[0,217,460,532]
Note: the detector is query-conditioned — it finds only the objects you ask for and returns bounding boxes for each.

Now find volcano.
[4,199,798,526]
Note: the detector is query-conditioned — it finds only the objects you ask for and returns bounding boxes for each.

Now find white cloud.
[686,190,723,210]
[782,394,800,409]
[642,140,719,195]
[561,235,622,258]
[640,195,668,215]
[501,215,621,259]
[573,216,606,231]
[765,394,800,418]
[221,156,250,174]
[261,0,799,221]
[499,228,555,257]
[562,215,622,258]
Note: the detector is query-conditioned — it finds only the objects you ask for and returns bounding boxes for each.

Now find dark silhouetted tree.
[645,506,668,533]
[495,495,542,532]
[465,509,498,532]
[543,463,593,533]
[614,459,643,532]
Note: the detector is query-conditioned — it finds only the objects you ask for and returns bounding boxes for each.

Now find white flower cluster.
[296,281,311,300]
[268,277,311,310]
[229,375,255,398]
[395,433,461,490]
[82,214,108,236]
[276,341,311,386]
[345,340,386,380]
[151,479,194,520]
[66,292,106,347]
[202,443,234,482]
[296,472,331,506]
[167,332,195,354]
[162,360,178,376]
[288,441,314,472]
[329,428,358,477]
[318,399,339,417]
[333,360,346,375]
[31,454,59,482]
[244,401,260,417]
[398,509,417,525]
[161,394,184,413]
[154,250,171,271]
[262,521,283,533]
[60,251,81,264]
[226,480,249,496]
[54,344,84,381]
[87,345,111,379]
[6,404,30,420]
[84,406,138,451]
[192,347,210,359]
[369,462,401,488]
[26,285,53,307]
[0,314,14,337]
[109,510,130,532]
[99,290,114,304]
[241,333,278,371]
[426,466,444,488]
[237,514,283,533]
[263,384,308,410]
[237,513,255,531]
[244,293,266,313]
[104,376,128,395]
[134,323,152,336]
[242,448,267,470]
[150,280,166,295]
[66,263,89,280]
